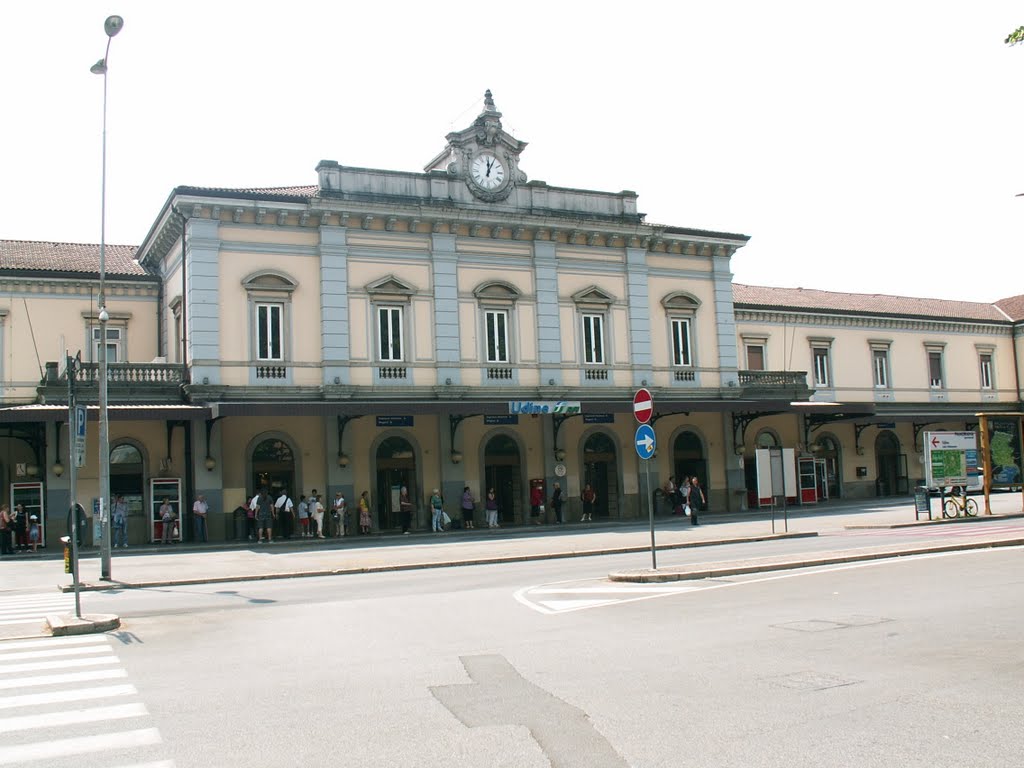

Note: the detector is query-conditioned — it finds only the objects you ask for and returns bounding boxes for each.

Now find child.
[28,514,40,552]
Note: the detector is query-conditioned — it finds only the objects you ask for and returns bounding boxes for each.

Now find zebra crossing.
[0,634,174,766]
[0,591,74,634]
[841,523,1024,539]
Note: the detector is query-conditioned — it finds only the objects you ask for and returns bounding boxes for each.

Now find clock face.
[470,153,505,190]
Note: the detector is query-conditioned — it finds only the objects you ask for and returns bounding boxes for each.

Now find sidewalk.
[1,492,1017,594]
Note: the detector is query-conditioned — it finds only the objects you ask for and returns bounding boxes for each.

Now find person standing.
[275,489,294,539]
[246,491,259,540]
[112,495,129,548]
[297,495,310,537]
[192,494,209,543]
[309,491,325,538]
[332,491,347,537]
[581,484,596,522]
[551,482,564,524]
[28,515,40,552]
[429,489,445,533]
[689,477,705,526]
[13,503,27,551]
[255,489,275,543]
[485,488,499,528]
[399,487,413,534]
[460,486,476,530]
[160,498,176,544]
[358,491,372,535]
[680,477,692,517]
[0,504,12,555]
[529,484,544,525]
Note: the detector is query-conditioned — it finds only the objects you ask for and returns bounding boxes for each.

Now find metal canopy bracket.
[552,412,582,448]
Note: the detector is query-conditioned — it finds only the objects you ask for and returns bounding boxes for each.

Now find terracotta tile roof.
[0,240,146,277]
[733,284,1009,323]
[177,185,318,199]
[994,294,1024,322]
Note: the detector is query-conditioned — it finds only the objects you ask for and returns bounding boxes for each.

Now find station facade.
[2,92,1022,547]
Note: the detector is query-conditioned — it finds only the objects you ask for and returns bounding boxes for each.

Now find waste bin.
[233,506,248,540]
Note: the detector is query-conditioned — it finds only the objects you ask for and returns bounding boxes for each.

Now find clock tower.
[424,90,528,203]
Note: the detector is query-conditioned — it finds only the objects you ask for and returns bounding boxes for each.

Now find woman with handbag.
[430,489,446,533]
[460,487,476,530]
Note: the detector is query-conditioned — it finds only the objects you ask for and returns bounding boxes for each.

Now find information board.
[923,431,977,487]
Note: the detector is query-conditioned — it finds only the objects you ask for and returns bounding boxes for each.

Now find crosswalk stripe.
[0,645,112,662]
[0,727,162,765]
[0,668,126,690]
[0,635,109,652]
[0,655,119,675]
[0,595,70,606]
[0,703,148,734]
[0,617,54,627]
[0,603,71,615]
[0,684,137,711]
[0,611,73,622]
[106,761,175,768]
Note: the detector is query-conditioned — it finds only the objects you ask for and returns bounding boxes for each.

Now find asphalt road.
[3,541,1020,767]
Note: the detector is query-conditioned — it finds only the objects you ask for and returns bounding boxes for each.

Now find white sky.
[2,2,1022,303]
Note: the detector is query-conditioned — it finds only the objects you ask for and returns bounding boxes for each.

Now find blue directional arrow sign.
[634,423,656,460]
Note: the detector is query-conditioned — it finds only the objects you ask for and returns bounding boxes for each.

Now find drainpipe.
[176,208,190,384]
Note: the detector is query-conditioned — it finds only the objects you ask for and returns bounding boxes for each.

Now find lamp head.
[90,59,107,75]
[104,15,124,37]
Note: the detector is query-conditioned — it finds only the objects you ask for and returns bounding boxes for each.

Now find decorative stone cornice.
[734,308,1014,336]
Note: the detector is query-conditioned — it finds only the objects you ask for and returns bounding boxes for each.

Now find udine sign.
[923,431,978,488]
[508,401,581,415]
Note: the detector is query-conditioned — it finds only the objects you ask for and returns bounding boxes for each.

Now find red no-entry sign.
[633,388,653,424]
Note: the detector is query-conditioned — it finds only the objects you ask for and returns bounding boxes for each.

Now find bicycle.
[942,486,978,518]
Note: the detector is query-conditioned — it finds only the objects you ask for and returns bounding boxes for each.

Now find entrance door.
[583,432,618,519]
[875,431,900,496]
[251,438,296,500]
[110,443,144,545]
[674,431,708,505]
[484,435,521,524]
[375,436,416,530]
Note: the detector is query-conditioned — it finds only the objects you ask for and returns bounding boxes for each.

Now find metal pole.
[67,354,82,619]
[646,459,656,570]
[93,17,123,581]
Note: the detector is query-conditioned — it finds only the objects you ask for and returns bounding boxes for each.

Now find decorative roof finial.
[484,89,496,112]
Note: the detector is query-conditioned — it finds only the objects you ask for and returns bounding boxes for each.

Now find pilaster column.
[319,225,350,385]
[626,246,652,386]
[186,218,222,385]
[712,247,739,387]
[432,233,461,385]
[534,241,562,386]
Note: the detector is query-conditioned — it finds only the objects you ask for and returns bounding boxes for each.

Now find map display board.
[923,431,977,487]
[986,419,1023,488]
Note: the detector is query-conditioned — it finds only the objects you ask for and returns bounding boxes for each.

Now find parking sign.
[74,404,87,468]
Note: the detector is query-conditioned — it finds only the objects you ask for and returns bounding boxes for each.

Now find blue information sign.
[376,416,413,427]
[484,415,519,425]
[634,424,656,460]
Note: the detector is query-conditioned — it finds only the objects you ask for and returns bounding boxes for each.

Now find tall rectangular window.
[979,353,993,390]
[256,303,282,361]
[928,350,944,389]
[872,349,889,388]
[378,306,403,362]
[813,348,830,387]
[746,344,765,371]
[485,310,509,363]
[582,314,605,365]
[671,318,692,366]
[91,326,122,363]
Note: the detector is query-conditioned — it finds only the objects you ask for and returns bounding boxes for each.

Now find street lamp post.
[91,14,123,581]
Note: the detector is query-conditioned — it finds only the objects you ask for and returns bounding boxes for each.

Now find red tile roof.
[994,294,1024,322]
[732,284,1009,323]
[0,240,145,277]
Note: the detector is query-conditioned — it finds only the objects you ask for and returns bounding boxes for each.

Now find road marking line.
[0,684,137,711]
[528,593,704,598]
[0,656,119,675]
[0,727,162,765]
[0,617,54,626]
[0,635,108,652]
[0,595,71,606]
[0,703,148,734]
[0,646,111,662]
[538,599,620,611]
[0,668,127,690]
[105,761,176,768]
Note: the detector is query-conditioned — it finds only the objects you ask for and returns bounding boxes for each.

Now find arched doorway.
[875,431,904,496]
[375,436,416,531]
[673,430,707,496]
[110,443,145,544]
[583,432,618,519]
[484,434,522,525]
[251,438,295,501]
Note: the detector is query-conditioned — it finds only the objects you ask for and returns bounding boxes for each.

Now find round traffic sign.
[633,388,653,424]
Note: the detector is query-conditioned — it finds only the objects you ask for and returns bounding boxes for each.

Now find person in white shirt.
[193,494,209,543]
[332,492,347,537]
[275,490,294,539]
[308,490,325,538]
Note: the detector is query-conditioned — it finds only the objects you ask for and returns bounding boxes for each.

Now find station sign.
[924,431,977,487]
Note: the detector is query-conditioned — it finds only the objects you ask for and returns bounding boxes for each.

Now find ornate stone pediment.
[661,291,701,314]
[572,286,616,307]
[366,274,416,301]
[473,280,520,306]
[424,90,528,203]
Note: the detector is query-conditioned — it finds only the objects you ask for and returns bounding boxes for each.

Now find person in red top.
[529,485,544,525]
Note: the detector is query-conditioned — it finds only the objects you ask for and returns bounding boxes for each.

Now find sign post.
[633,388,656,569]
[66,353,83,619]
